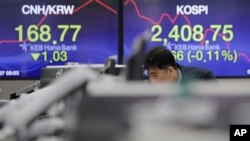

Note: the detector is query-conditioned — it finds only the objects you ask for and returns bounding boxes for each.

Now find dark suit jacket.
[177,64,216,83]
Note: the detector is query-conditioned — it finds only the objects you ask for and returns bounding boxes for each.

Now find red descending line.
[0,40,21,44]
[73,0,93,14]
[125,0,250,61]
[239,53,250,62]
[124,0,130,6]
[96,0,117,14]
[129,0,191,25]
[200,29,230,49]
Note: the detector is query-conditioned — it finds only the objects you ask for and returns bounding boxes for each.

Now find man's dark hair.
[144,46,177,70]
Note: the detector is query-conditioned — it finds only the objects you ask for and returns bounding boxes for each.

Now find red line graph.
[124,0,250,62]
[239,53,250,62]
[38,15,48,27]
[128,0,250,62]
[0,40,20,44]
[96,0,118,14]
[0,0,249,62]
[128,0,192,25]
[73,0,93,14]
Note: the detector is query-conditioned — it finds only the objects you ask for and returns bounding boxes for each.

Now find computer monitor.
[40,64,126,88]
[0,0,118,79]
[124,0,250,77]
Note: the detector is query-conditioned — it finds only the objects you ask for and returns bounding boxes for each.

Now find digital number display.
[0,0,118,79]
[124,0,250,77]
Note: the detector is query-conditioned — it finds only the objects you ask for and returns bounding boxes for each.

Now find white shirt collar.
[177,68,182,84]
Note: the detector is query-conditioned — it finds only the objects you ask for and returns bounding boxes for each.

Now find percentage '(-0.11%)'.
[171,50,238,63]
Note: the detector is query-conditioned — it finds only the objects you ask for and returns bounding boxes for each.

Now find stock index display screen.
[124,0,250,77]
[0,0,118,79]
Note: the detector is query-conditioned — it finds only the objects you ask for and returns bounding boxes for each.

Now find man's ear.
[168,66,175,72]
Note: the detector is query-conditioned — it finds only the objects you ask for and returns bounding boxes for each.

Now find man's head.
[144,46,179,83]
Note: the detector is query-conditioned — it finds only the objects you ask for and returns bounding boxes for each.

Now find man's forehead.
[148,68,160,73]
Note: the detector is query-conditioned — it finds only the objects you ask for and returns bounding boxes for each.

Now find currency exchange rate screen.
[124,0,250,77]
[0,0,118,79]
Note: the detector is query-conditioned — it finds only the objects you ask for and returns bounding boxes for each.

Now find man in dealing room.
[144,46,216,83]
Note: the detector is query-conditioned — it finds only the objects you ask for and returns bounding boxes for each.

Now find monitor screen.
[0,0,118,79]
[124,0,250,77]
